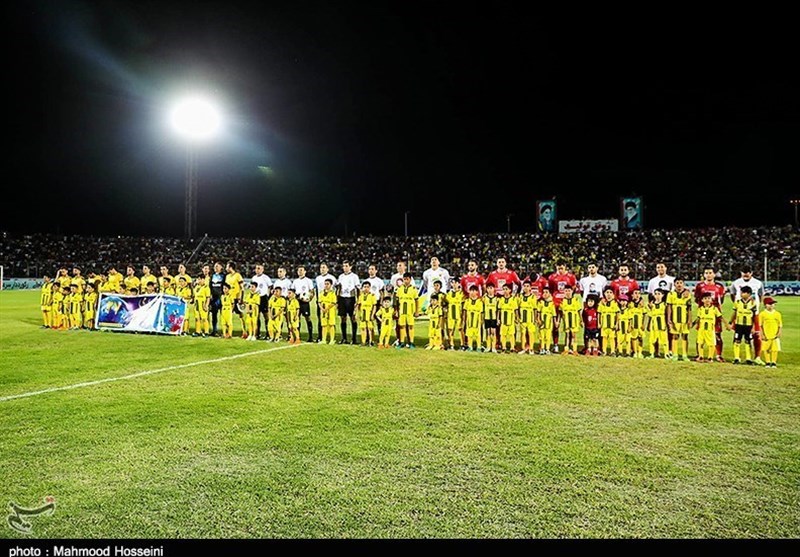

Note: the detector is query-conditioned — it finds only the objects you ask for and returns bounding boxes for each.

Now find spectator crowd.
[2,227,799,281]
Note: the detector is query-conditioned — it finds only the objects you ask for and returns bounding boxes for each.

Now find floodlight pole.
[791,199,800,229]
[184,144,198,240]
[404,210,410,238]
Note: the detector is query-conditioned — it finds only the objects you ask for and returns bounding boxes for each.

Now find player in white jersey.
[292,266,315,342]
[272,267,293,297]
[314,263,337,342]
[730,266,766,364]
[579,263,607,301]
[251,264,273,339]
[364,264,385,300]
[422,257,451,294]
[729,268,764,306]
[363,264,385,339]
[337,261,361,344]
[389,261,409,297]
[647,263,675,299]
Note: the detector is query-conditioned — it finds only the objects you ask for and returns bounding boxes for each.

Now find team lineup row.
[39,257,783,367]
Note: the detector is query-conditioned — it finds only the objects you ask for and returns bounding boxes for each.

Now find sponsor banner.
[96,293,187,334]
[1,278,44,290]
[682,282,800,296]
[763,282,800,296]
[558,219,619,233]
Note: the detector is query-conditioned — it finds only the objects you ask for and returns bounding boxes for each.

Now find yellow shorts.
[398,313,415,326]
[669,322,689,335]
[500,325,515,338]
[321,310,337,326]
[466,327,481,339]
[697,329,715,347]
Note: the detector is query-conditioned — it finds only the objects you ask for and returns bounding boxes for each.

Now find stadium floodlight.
[169,96,222,240]
[170,97,221,142]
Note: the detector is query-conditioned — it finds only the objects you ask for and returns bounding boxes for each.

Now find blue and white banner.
[96,293,187,335]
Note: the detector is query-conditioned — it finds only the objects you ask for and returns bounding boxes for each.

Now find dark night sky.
[5,2,799,237]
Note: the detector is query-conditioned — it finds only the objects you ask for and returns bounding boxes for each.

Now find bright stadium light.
[169,95,222,240]
[170,97,221,142]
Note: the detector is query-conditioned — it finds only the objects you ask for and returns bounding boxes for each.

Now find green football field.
[1,290,798,538]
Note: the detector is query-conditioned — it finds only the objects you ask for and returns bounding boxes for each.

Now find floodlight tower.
[170,97,221,240]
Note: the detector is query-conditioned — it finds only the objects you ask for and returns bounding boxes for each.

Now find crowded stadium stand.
[1,227,799,282]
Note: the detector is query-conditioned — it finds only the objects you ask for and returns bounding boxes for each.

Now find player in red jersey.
[486,257,522,294]
[460,260,486,297]
[693,266,727,362]
[547,261,578,352]
[523,270,550,298]
[609,265,641,299]
[486,257,522,349]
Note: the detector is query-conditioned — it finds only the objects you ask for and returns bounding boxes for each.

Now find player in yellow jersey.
[124,266,140,294]
[140,265,157,296]
[242,281,260,341]
[106,267,123,293]
[627,289,646,358]
[537,289,557,354]
[497,284,518,353]
[728,285,758,364]
[144,281,157,295]
[445,280,465,350]
[559,285,582,355]
[68,283,83,329]
[758,297,782,367]
[225,261,246,339]
[517,281,539,355]
[70,267,86,294]
[483,284,500,353]
[268,285,288,342]
[426,294,445,350]
[173,263,192,289]
[616,295,632,356]
[666,279,692,361]
[395,273,420,349]
[158,266,173,294]
[193,276,211,337]
[40,275,53,328]
[286,289,301,344]
[50,284,65,330]
[377,297,395,348]
[463,286,484,351]
[645,289,668,358]
[176,277,193,334]
[318,279,339,345]
[56,268,71,289]
[83,283,98,330]
[220,284,234,338]
[356,282,378,346]
[694,292,722,362]
[598,288,620,356]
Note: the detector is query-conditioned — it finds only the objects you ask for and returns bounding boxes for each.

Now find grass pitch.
[0,290,798,538]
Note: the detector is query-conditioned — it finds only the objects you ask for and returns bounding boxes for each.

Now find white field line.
[0,343,303,403]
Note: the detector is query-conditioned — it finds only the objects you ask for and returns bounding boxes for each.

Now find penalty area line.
[0,343,304,403]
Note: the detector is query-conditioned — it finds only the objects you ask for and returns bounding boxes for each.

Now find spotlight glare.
[170,97,221,141]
